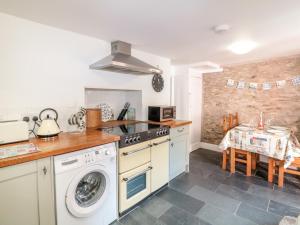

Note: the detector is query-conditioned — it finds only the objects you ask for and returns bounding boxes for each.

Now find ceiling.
[1,0,300,65]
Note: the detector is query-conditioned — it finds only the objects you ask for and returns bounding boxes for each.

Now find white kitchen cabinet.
[0,158,55,225]
[150,136,169,192]
[169,125,189,180]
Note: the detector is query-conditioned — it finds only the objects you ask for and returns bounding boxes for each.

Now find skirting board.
[198,142,221,152]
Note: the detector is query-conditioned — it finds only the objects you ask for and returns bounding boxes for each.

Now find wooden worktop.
[0,119,191,168]
[0,129,120,168]
[147,120,192,128]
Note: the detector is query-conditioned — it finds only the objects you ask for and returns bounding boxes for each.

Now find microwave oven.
[148,106,176,122]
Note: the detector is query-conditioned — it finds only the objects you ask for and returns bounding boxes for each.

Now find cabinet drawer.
[119,141,151,174]
[170,125,189,138]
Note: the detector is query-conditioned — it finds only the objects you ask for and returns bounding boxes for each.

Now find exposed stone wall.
[202,55,300,144]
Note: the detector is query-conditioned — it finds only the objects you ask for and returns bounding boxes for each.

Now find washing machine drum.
[66,165,110,218]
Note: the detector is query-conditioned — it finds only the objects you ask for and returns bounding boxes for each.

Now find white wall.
[0,13,171,131]
[172,66,203,151]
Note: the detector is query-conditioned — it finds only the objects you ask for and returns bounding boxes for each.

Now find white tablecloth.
[219,125,300,168]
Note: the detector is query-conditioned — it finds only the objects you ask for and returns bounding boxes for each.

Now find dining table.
[219,124,300,185]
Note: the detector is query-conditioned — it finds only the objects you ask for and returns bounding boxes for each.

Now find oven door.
[161,107,175,121]
[119,163,152,213]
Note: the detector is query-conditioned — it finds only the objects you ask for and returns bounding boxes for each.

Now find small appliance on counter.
[0,121,29,145]
[36,108,60,138]
[148,106,176,122]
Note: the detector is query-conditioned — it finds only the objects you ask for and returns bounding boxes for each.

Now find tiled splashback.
[85,88,143,120]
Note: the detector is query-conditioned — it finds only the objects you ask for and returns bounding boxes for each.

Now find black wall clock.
[152,73,164,92]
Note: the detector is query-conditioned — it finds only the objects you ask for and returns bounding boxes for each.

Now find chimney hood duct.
[89,41,162,75]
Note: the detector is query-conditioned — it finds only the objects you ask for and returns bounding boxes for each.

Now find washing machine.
[54,143,117,225]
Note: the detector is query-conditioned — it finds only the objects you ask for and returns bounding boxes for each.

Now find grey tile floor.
[113,149,300,225]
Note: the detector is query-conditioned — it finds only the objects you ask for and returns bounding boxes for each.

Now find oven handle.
[152,138,171,146]
[122,166,153,182]
[122,145,152,156]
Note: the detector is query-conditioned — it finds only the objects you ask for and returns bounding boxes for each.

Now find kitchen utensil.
[37,108,60,138]
[117,102,130,121]
[86,108,102,128]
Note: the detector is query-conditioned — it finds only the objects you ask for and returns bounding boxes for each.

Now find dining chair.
[222,113,256,176]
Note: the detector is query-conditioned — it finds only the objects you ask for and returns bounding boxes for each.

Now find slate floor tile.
[232,172,273,188]
[197,204,257,225]
[187,185,240,213]
[237,203,282,225]
[248,184,300,209]
[268,200,300,217]
[169,174,196,193]
[216,184,269,210]
[140,196,172,218]
[222,175,251,191]
[119,207,164,225]
[156,187,205,214]
[169,172,222,193]
[159,206,211,225]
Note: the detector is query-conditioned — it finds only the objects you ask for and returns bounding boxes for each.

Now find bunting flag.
[226,79,235,87]
[276,80,286,88]
[292,76,300,86]
[225,75,300,90]
[262,82,272,90]
[249,82,258,90]
[237,81,245,89]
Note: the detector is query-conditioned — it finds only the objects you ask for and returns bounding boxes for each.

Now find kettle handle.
[39,108,59,121]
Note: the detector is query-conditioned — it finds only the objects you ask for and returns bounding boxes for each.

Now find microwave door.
[162,108,173,119]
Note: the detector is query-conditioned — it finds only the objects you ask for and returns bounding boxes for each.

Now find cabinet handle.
[122,166,153,182]
[177,128,184,132]
[171,143,174,147]
[42,166,47,175]
[122,145,152,156]
[153,138,171,146]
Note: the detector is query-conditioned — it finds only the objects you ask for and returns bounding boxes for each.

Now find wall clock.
[152,73,164,92]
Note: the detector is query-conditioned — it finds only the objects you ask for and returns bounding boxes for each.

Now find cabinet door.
[37,158,56,225]
[151,136,169,192]
[169,134,188,180]
[0,161,39,225]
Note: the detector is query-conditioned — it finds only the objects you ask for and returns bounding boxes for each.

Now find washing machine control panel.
[54,143,116,173]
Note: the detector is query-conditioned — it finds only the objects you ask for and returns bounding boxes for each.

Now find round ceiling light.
[213,24,231,33]
[228,40,258,54]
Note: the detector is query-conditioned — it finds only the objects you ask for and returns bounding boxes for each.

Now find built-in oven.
[119,163,152,213]
[148,106,176,122]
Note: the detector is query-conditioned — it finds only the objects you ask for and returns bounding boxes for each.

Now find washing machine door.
[65,165,110,218]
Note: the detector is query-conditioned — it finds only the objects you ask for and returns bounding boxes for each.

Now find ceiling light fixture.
[213,24,231,34]
[228,40,258,55]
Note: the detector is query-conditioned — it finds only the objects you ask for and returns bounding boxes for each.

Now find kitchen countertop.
[0,119,191,168]
[147,120,192,128]
[0,129,120,168]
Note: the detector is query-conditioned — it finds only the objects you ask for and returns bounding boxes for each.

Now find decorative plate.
[99,103,113,122]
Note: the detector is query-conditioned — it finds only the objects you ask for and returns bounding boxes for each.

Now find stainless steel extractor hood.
[89,41,162,75]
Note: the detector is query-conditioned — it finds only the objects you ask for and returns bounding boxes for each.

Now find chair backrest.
[223,112,239,133]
